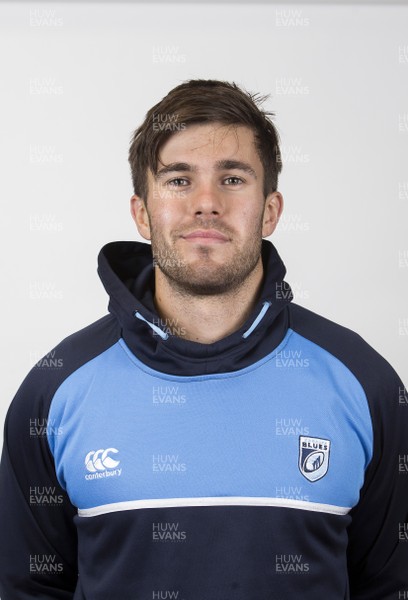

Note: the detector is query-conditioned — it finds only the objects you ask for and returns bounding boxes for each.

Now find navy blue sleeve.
[345,356,408,598]
[0,315,120,599]
[0,363,78,599]
[289,303,408,599]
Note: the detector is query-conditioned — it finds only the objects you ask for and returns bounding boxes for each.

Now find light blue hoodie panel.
[47,327,373,513]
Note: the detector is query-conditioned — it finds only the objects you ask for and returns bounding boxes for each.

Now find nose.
[190,181,223,217]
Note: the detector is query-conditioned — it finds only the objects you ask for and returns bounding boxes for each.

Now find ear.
[262,191,284,237]
[130,194,151,241]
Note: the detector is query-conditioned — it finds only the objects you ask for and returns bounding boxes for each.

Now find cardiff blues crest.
[299,436,331,482]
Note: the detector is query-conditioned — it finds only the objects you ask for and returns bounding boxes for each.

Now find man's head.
[129,79,282,203]
[129,79,284,296]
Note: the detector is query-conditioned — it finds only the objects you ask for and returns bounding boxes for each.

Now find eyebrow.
[154,159,258,181]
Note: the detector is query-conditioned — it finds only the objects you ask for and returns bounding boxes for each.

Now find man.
[0,78,407,599]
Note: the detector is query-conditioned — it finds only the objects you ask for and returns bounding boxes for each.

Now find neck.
[153,258,264,344]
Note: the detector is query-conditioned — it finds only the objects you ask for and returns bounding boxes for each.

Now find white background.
[0,1,407,450]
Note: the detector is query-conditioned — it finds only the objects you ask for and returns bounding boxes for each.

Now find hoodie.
[0,239,407,600]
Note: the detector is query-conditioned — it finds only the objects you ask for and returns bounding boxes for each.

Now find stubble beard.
[149,218,264,297]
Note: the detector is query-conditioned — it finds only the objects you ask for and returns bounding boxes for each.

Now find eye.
[224,176,244,185]
[167,177,189,187]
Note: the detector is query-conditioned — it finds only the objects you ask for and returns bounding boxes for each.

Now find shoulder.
[288,302,404,403]
[5,314,121,426]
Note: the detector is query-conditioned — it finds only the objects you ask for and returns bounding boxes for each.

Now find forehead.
[157,122,259,164]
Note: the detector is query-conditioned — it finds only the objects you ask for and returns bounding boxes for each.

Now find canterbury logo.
[85,448,120,472]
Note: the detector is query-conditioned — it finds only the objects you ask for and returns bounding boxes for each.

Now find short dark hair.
[128,78,282,202]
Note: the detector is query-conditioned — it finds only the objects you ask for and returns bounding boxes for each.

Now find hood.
[97,239,293,376]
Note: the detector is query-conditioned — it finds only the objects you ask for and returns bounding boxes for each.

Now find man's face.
[131,122,282,295]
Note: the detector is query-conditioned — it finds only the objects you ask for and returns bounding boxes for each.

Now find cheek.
[152,195,189,224]
[149,205,177,234]
[233,203,264,232]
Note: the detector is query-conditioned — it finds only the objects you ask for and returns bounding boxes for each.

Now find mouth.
[181,229,230,243]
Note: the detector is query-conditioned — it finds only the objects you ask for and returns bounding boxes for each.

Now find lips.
[182,229,229,241]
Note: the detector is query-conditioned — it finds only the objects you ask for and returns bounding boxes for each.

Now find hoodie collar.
[97,239,293,376]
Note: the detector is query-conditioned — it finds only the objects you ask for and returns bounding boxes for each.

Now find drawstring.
[134,311,169,340]
[134,299,272,341]
[242,301,272,339]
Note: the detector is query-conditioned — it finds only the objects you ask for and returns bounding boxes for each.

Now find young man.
[0,79,407,599]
